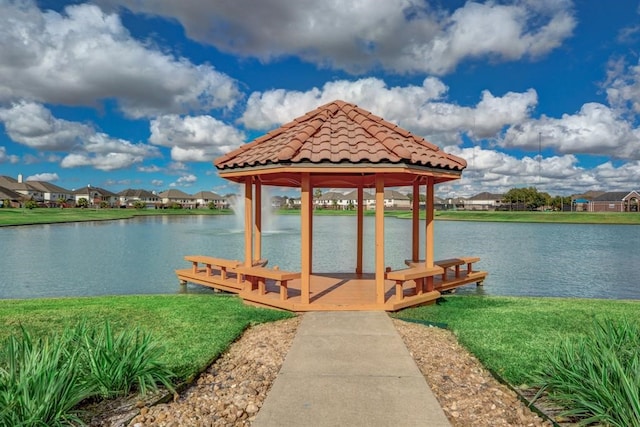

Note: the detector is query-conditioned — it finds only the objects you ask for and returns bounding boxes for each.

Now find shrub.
[532,318,640,427]
[0,327,92,426]
[0,322,176,425]
[79,322,175,398]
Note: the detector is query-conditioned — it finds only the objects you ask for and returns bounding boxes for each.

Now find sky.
[1,0,640,198]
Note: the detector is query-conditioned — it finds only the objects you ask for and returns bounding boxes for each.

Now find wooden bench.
[184,255,241,284]
[406,257,481,283]
[385,265,444,301]
[236,266,301,301]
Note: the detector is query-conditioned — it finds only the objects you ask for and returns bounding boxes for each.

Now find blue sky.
[1,0,640,198]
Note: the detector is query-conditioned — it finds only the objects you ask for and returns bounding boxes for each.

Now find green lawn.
[394,296,640,386]
[3,207,639,226]
[0,208,231,226]
[0,294,293,380]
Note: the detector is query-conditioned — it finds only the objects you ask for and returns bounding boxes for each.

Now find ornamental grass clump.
[533,318,640,427]
[0,321,176,426]
[0,327,92,427]
[79,321,175,398]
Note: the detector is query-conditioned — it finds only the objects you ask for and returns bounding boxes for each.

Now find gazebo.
[176,100,486,311]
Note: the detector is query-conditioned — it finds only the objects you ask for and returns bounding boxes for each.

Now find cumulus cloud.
[0,146,20,164]
[97,0,575,75]
[0,101,160,171]
[241,77,537,146]
[604,57,640,115]
[169,174,197,187]
[150,114,246,162]
[440,146,638,197]
[26,172,59,182]
[502,103,640,159]
[0,1,240,118]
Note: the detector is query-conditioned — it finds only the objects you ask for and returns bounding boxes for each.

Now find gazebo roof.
[215,100,466,188]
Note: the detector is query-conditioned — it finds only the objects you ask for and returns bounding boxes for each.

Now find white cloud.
[138,165,161,173]
[0,101,161,171]
[241,77,537,146]
[151,179,163,187]
[169,174,197,187]
[26,172,59,182]
[0,1,240,118]
[150,114,246,162]
[0,146,19,164]
[502,103,640,159]
[97,0,575,75]
[439,145,640,197]
[605,57,640,115]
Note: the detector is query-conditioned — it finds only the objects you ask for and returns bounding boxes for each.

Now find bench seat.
[385,265,444,300]
[236,266,301,300]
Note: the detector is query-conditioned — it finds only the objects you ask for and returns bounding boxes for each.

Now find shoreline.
[2,208,640,227]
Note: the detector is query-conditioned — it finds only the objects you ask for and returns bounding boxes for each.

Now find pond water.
[1,215,639,300]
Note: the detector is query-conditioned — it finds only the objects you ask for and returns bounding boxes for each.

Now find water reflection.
[1,215,639,300]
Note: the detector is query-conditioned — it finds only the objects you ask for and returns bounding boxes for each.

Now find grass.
[3,207,639,226]
[0,294,293,380]
[0,207,231,226]
[393,295,640,386]
[433,210,640,224]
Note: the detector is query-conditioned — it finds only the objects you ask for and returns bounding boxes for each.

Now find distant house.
[159,189,196,208]
[463,192,504,210]
[317,191,352,209]
[117,189,161,209]
[73,186,118,207]
[589,191,640,212]
[0,175,44,203]
[193,191,227,209]
[0,185,25,207]
[25,180,74,206]
[380,189,411,209]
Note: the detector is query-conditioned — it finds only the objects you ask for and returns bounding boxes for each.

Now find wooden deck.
[176,256,487,312]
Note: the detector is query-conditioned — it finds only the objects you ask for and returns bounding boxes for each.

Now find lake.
[1,215,639,300]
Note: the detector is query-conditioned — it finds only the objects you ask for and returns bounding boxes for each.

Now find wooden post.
[244,178,253,267]
[301,173,311,304]
[412,180,419,262]
[425,177,434,268]
[254,179,262,263]
[375,175,385,305]
[425,177,435,292]
[356,185,364,274]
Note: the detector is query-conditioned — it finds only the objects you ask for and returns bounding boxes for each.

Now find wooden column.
[425,177,435,268]
[375,175,385,305]
[356,185,364,274]
[300,173,311,304]
[244,178,253,267]
[254,179,262,263]
[412,180,420,263]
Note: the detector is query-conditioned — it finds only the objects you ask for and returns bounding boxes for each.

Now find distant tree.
[25,200,38,210]
[503,187,550,210]
[100,201,109,209]
[77,198,89,208]
[56,197,66,208]
[170,202,182,209]
[207,201,216,209]
[133,200,146,210]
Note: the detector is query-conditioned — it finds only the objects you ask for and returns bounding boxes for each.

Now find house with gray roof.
[159,189,196,208]
[463,192,504,210]
[117,189,161,209]
[72,185,118,207]
[193,191,227,209]
[589,191,640,212]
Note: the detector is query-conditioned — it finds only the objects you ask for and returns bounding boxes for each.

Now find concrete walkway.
[253,311,451,427]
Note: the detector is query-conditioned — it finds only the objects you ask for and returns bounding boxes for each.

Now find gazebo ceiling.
[214,100,467,187]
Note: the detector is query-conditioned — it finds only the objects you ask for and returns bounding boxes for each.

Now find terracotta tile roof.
[215,100,466,171]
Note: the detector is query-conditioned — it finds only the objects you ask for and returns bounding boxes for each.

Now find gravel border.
[118,314,555,426]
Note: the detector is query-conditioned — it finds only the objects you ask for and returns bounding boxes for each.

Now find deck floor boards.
[177,267,486,311]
